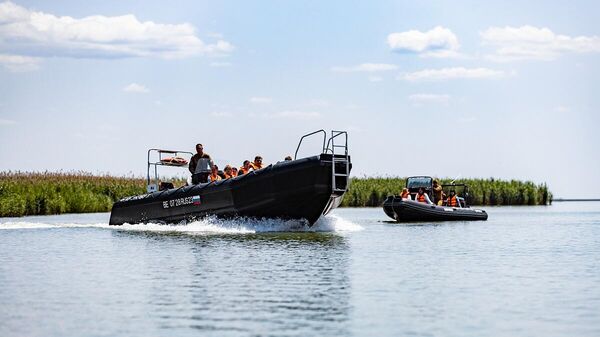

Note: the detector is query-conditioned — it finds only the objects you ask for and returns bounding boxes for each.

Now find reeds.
[0,172,553,217]
[340,177,552,207]
[0,171,146,217]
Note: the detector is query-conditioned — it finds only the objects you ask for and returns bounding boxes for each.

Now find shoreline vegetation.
[1,172,552,217]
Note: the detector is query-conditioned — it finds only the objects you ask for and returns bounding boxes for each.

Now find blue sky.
[1,0,599,198]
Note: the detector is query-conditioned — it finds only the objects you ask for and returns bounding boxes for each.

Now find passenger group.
[188,143,291,184]
[400,179,462,208]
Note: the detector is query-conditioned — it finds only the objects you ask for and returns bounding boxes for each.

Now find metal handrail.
[294,129,326,160]
[147,148,193,187]
[325,130,348,155]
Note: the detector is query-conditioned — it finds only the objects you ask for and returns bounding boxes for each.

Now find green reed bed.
[341,177,552,207]
[0,172,146,217]
[0,172,552,217]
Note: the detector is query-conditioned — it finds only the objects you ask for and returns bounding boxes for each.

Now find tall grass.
[0,172,552,217]
[0,171,145,217]
[341,177,552,207]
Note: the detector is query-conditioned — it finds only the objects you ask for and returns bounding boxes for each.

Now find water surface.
[1,203,599,337]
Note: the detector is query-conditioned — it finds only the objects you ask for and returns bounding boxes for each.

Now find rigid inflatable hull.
[382,197,488,222]
[109,154,350,226]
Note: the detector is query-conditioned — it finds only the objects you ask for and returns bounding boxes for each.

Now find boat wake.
[0,214,363,234]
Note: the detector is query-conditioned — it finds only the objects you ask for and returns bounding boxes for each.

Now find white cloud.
[331,63,398,72]
[400,67,508,81]
[0,53,40,71]
[408,93,451,105]
[481,25,600,61]
[368,76,383,82]
[250,97,273,104]
[387,26,460,58]
[123,83,149,93]
[0,1,234,61]
[0,118,17,125]
[251,110,320,120]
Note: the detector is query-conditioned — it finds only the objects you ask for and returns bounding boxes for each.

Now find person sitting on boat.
[223,165,234,179]
[416,188,434,205]
[284,156,292,161]
[446,190,460,208]
[432,180,445,206]
[251,156,264,170]
[231,167,238,177]
[238,160,253,175]
[209,165,222,182]
[189,143,214,184]
[400,188,412,200]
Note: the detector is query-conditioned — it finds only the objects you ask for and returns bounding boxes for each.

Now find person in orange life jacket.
[209,165,222,182]
[238,160,253,175]
[223,165,234,179]
[400,188,412,200]
[416,188,434,204]
[446,190,460,207]
[231,167,238,177]
[251,156,263,170]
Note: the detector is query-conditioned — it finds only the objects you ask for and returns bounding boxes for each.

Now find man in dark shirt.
[189,143,213,184]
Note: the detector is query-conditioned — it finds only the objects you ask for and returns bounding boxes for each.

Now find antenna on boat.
[450,174,461,185]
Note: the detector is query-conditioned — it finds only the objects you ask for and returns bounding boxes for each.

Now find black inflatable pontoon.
[382,197,488,222]
[109,130,351,226]
[382,176,488,222]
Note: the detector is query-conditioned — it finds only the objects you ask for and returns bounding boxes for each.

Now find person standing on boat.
[189,143,214,184]
[432,180,445,206]
[416,188,434,205]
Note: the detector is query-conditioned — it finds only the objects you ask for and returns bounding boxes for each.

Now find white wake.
[0,214,363,234]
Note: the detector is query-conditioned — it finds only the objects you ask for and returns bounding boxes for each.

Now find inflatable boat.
[109,130,351,226]
[382,176,488,222]
[383,197,488,222]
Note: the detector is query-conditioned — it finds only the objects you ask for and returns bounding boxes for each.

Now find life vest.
[251,162,263,170]
[238,167,248,175]
[447,196,458,207]
[209,174,222,182]
[224,173,233,179]
[417,193,427,203]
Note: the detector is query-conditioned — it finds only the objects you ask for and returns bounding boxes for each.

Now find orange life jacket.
[224,173,233,179]
[417,193,427,203]
[251,162,263,170]
[447,196,458,207]
[210,173,222,182]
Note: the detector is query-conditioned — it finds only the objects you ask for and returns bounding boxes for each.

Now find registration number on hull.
[162,195,201,209]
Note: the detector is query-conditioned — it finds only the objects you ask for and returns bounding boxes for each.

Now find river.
[1,202,599,337]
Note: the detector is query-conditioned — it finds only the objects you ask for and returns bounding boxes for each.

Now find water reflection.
[114,231,351,336]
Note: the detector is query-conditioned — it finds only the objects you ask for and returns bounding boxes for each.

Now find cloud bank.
[0,1,234,62]
[400,67,507,81]
[481,25,600,61]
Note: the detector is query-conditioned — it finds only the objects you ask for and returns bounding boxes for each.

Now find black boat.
[382,176,488,222]
[109,130,351,226]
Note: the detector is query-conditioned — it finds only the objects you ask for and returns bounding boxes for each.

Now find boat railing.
[327,130,350,193]
[294,129,327,160]
[147,148,193,193]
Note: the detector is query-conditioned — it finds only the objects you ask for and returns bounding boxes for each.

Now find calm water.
[1,203,599,337]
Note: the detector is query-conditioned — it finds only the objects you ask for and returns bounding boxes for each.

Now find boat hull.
[382,196,488,222]
[109,154,350,226]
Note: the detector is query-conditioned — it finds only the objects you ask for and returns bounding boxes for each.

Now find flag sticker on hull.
[192,195,201,205]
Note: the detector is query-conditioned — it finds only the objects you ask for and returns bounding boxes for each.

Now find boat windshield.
[407,177,432,189]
